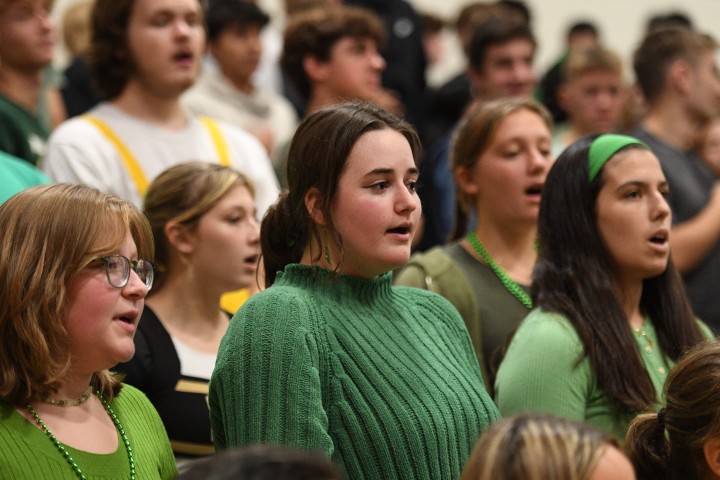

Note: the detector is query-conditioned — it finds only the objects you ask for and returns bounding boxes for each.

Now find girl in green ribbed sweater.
[210,102,500,480]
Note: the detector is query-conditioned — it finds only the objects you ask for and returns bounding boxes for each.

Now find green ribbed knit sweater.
[210,264,500,480]
[0,384,177,479]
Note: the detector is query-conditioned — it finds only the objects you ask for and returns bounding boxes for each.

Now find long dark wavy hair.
[533,135,706,413]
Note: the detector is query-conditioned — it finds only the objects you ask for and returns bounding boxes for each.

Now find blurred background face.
[462,108,552,225]
[469,38,537,100]
[125,0,205,98]
[319,36,385,101]
[210,24,263,88]
[0,0,55,71]
[561,69,624,134]
[185,184,260,292]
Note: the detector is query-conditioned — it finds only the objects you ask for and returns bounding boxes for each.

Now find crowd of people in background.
[1,0,720,478]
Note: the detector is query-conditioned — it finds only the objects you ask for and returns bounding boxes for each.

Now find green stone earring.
[323,229,332,265]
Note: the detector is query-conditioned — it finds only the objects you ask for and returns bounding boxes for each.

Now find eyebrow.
[363,167,419,177]
[617,179,669,189]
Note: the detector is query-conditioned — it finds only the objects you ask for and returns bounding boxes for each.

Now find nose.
[371,51,386,71]
[123,269,149,299]
[652,190,671,222]
[527,147,552,174]
[174,18,192,38]
[395,183,419,215]
[248,217,261,245]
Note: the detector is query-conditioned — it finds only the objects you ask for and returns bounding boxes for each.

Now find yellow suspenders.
[85,114,250,312]
[83,115,231,197]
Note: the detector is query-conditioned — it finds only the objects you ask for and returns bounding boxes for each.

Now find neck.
[642,100,703,151]
[0,67,44,113]
[52,373,94,402]
[112,84,188,129]
[222,70,254,95]
[615,277,644,329]
[146,270,228,337]
[469,220,537,285]
[305,90,345,116]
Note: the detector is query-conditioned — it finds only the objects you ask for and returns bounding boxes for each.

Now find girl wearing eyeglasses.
[114,162,260,469]
[0,183,176,479]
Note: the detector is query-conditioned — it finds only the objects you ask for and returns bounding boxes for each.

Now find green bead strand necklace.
[466,231,533,310]
[27,391,136,480]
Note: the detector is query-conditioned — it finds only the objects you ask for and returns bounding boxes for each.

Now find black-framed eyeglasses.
[94,255,154,290]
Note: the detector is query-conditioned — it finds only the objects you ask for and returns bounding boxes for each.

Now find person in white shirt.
[43,0,279,216]
[183,0,297,159]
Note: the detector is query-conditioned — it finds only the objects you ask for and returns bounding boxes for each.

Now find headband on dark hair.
[588,134,648,181]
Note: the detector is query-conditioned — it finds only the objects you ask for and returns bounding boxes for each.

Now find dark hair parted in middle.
[533,135,706,413]
[260,102,421,287]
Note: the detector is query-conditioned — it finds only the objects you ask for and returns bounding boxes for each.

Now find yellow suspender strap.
[199,117,231,166]
[84,114,149,196]
[83,115,231,198]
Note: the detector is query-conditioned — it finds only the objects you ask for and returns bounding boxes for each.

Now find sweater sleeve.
[209,290,333,455]
[494,310,591,422]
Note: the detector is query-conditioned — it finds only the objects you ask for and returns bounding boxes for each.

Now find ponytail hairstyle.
[626,340,720,480]
[261,102,421,287]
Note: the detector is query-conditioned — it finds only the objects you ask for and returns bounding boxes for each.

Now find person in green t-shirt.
[495,134,714,440]
[0,183,177,479]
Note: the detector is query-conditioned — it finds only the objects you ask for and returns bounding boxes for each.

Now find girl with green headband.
[495,133,714,440]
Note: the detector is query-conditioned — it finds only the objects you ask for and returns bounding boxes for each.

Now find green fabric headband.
[588,134,648,181]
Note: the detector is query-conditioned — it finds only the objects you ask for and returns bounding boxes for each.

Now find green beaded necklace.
[26,391,136,480]
[466,231,533,310]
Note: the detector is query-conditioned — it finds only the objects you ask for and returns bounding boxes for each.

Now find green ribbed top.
[0,384,177,479]
[210,264,499,480]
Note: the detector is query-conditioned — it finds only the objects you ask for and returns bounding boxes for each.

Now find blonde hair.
[143,162,254,292]
[0,184,153,405]
[450,97,552,239]
[462,414,615,480]
[62,0,94,56]
[563,46,622,82]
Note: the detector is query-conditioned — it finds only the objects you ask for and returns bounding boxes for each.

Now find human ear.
[304,187,326,226]
[164,221,194,255]
[455,164,481,196]
[557,82,570,111]
[466,65,486,97]
[669,58,692,95]
[303,55,329,83]
[703,436,720,478]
